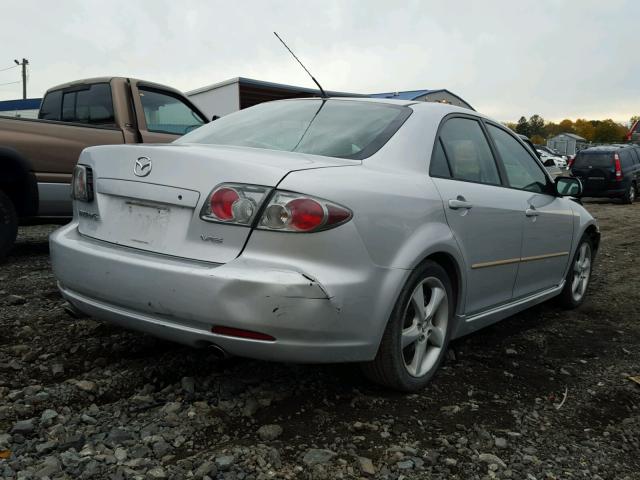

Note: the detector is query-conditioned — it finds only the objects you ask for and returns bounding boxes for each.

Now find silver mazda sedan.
[51,98,599,391]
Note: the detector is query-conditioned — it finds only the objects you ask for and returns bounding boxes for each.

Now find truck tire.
[0,190,18,260]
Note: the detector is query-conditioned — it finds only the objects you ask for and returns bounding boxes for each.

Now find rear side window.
[38,90,62,121]
[429,139,451,177]
[60,83,115,126]
[487,125,548,193]
[620,150,634,168]
[573,153,613,168]
[139,88,205,135]
[439,117,500,185]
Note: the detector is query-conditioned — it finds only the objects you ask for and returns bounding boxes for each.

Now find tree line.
[504,115,640,145]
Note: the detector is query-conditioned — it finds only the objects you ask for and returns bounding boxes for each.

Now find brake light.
[259,191,352,232]
[201,183,271,225]
[614,153,623,181]
[567,156,575,169]
[210,187,240,220]
[71,165,94,202]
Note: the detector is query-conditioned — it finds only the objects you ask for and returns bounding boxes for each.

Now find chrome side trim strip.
[463,281,565,324]
[472,251,569,269]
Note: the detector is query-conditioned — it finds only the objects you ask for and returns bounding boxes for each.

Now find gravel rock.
[215,455,235,471]
[479,452,507,468]
[74,380,97,392]
[11,419,35,435]
[303,449,336,466]
[358,456,376,476]
[257,424,283,441]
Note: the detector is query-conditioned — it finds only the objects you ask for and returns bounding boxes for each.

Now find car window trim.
[428,113,504,187]
[482,120,556,195]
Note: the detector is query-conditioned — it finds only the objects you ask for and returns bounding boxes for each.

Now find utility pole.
[13,58,29,99]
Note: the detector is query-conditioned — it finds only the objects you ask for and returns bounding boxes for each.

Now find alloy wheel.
[401,277,449,377]
[571,242,592,302]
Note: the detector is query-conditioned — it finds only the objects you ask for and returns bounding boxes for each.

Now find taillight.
[200,183,271,225]
[567,156,575,169]
[614,153,623,181]
[200,184,352,232]
[71,165,94,202]
[258,191,352,233]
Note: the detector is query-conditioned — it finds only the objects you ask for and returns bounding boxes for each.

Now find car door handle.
[448,198,473,210]
[525,207,539,217]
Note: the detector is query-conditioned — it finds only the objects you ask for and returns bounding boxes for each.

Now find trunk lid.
[76,143,356,263]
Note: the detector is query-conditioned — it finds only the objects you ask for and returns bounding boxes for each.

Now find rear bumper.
[50,223,399,363]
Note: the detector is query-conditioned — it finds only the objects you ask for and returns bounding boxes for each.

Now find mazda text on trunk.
[51,98,599,391]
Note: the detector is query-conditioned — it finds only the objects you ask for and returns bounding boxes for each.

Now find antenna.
[273,32,327,99]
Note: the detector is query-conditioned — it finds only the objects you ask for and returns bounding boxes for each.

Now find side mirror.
[211,115,220,121]
[556,177,582,197]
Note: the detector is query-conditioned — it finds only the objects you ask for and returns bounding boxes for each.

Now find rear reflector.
[211,325,276,342]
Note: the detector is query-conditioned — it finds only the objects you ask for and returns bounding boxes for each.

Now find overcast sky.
[1,0,638,123]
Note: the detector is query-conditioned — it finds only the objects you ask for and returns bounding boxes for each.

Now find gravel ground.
[1,199,638,479]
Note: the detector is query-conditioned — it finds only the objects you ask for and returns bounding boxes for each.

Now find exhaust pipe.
[209,344,231,360]
[64,302,88,319]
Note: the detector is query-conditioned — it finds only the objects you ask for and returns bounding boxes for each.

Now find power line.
[0,65,19,73]
[0,80,20,87]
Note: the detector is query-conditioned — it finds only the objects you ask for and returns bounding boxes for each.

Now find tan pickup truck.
[0,77,208,258]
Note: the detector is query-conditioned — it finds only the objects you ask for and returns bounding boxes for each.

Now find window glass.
[439,118,500,184]
[62,92,76,122]
[59,83,115,125]
[430,138,451,177]
[487,125,548,193]
[177,99,410,159]
[139,88,205,135]
[38,90,62,121]
[620,150,634,168]
[573,153,613,168]
[631,148,640,164]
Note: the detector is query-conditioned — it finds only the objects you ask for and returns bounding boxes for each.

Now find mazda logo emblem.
[134,157,152,177]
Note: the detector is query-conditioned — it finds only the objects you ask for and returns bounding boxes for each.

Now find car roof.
[579,144,638,153]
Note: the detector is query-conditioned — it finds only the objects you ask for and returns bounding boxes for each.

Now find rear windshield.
[175,99,411,159]
[573,152,613,168]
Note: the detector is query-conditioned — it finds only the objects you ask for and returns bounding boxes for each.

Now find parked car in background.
[537,149,568,168]
[537,145,568,160]
[51,99,599,392]
[571,144,640,203]
[0,77,208,259]
[518,135,564,177]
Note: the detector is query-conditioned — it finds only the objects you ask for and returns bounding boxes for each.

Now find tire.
[361,260,454,392]
[557,236,593,309]
[623,182,636,204]
[0,190,18,261]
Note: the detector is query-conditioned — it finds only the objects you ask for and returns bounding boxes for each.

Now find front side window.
[139,88,205,135]
[439,117,500,185]
[487,124,548,193]
[176,99,411,160]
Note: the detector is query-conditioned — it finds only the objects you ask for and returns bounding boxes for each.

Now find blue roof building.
[0,98,42,118]
[371,89,474,110]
